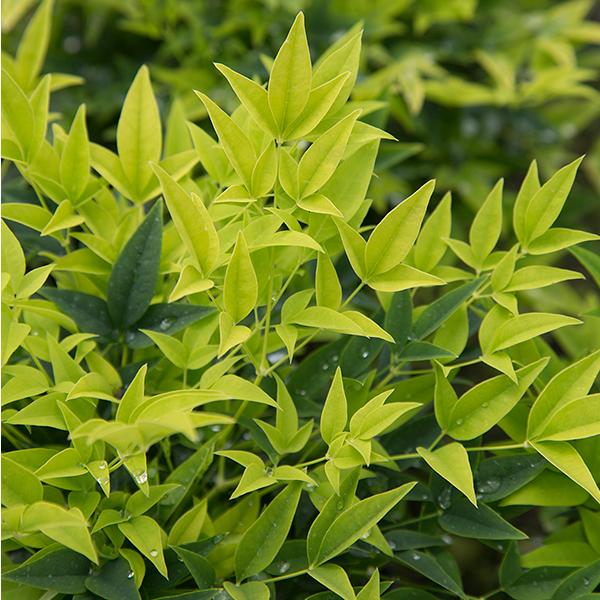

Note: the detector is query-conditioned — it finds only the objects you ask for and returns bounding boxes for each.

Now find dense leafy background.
[2,2,600,600]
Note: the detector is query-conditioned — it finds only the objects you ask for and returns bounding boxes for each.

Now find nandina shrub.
[2,9,600,600]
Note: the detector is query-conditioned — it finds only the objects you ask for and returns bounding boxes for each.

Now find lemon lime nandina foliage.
[2,8,600,600]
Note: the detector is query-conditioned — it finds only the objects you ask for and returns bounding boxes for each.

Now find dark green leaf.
[412,277,487,341]
[340,336,384,379]
[439,498,528,540]
[154,591,219,600]
[396,342,456,361]
[84,558,140,600]
[474,454,546,502]
[171,547,216,589]
[506,567,575,600]
[394,551,467,600]
[385,530,447,551]
[550,559,600,600]
[500,541,522,589]
[570,246,600,289]
[1,547,89,594]
[384,590,439,600]
[125,304,216,348]
[107,201,162,329]
[39,289,118,342]
[385,290,413,350]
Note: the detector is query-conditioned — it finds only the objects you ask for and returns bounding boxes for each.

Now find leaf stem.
[260,568,309,584]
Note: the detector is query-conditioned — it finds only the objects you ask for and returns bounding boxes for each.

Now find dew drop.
[322,363,329,370]
[332,355,339,362]
[362,350,369,358]
[498,544,504,551]
[278,562,291,574]
[360,531,371,540]
[299,390,306,396]
[583,578,590,586]
[477,478,501,495]
[211,425,221,432]
[455,419,463,426]
[127,570,135,579]
[336,500,344,510]
[388,540,396,550]
[150,550,159,558]
[568,585,575,592]
[133,469,147,484]
[481,402,488,408]
[98,462,107,470]
[159,317,176,331]
[98,475,109,486]
[412,552,421,561]
[441,535,453,545]
[125,331,136,342]
[532,581,538,587]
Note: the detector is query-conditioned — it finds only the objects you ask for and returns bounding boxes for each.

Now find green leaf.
[116,364,146,423]
[396,342,456,361]
[1,219,25,291]
[299,194,344,217]
[506,566,574,600]
[524,157,584,245]
[47,335,86,383]
[433,363,458,432]
[172,547,216,589]
[195,91,256,188]
[367,264,445,292]
[169,265,214,302]
[1,68,33,156]
[308,564,356,600]
[298,110,361,199]
[570,245,600,289]
[334,218,366,279]
[279,147,299,199]
[316,253,342,310]
[505,266,584,292]
[59,104,89,203]
[224,581,269,600]
[292,306,364,336]
[22,502,98,563]
[235,482,303,582]
[500,541,522,589]
[513,160,540,246]
[211,374,279,409]
[168,501,207,546]
[550,560,600,600]
[218,311,251,357]
[224,231,258,323]
[474,454,547,502]
[492,244,519,293]
[151,163,219,276]
[216,63,278,137]
[500,470,589,507]
[417,443,476,505]
[285,72,350,139]
[385,290,412,348]
[527,351,600,438]
[251,139,277,199]
[415,192,452,273]
[321,367,347,445]
[412,277,487,341]
[365,180,434,277]
[528,228,600,255]
[118,515,167,578]
[90,143,133,198]
[1,456,43,507]
[531,440,600,504]
[537,394,600,441]
[187,120,231,185]
[269,12,311,136]
[448,358,548,440]
[39,289,117,342]
[469,178,503,264]
[117,65,162,201]
[85,557,141,600]
[314,482,416,566]
[439,498,528,540]
[394,551,467,600]
[107,201,162,329]
[1,547,89,594]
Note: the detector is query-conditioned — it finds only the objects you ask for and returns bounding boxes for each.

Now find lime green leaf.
[2,202,52,232]
[195,91,256,188]
[433,363,458,431]
[1,456,43,507]
[22,502,98,563]
[415,192,452,273]
[215,184,253,203]
[118,515,167,578]
[126,484,181,518]
[169,265,214,302]
[357,569,380,600]
[500,470,589,507]
[417,443,476,506]
[342,311,394,342]
[251,139,277,199]
[224,581,270,600]
[321,367,348,445]
[570,245,600,289]
[447,358,548,440]
[440,499,527,540]
[59,104,89,203]
[365,181,435,275]
[298,110,361,199]
[224,231,258,323]
[279,147,299,199]
[151,163,219,276]
[482,351,517,383]
[513,160,540,245]
[168,501,207,546]
[355,400,421,440]
[47,335,86,384]
[211,374,278,409]
[141,329,186,369]
[218,312,251,357]
[367,264,445,292]
[505,266,584,292]
[316,252,342,310]
[1,68,33,156]
[258,230,323,253]
[537,394,600,441]
[107,200,162,329]
[187,120,232,185]
[444,238,478,269]
[309,564,356,600]
[292,306,364,336]
[235,482,303,582]
[299,194,344,217]
[334,218,366,279]
[469,179,503,264]
[531,440,600,504]
[314,482,416,566]
[275,323,298,361]
[488,313,581,354]
[491,244,519,293]
[1,317,30,368]
[268,13,311,136]
[117,65,162,201]
[116,364,147,423]
[90,143,133,198]
[216,63,278,137]
[285,72,350,139]
[41,199,84,235]
[524,157,584,245]
[528,228,600,255]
